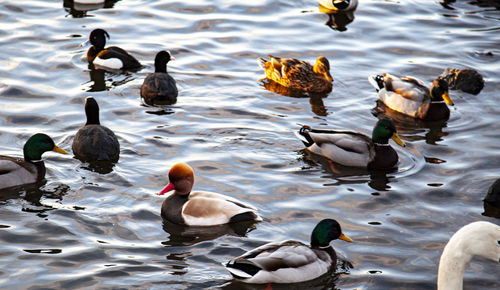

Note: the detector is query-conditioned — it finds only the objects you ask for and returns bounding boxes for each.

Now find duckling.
[83,28,141,70]
[258,55,333,95]
[158,163,261,226]
[225,219,352,283]
[368,73,454,121]
[140,50,178,105]
[298,118,405,170]
[72,97,120,162]
[319,0,358,11]
[438,221,500,290]
[0,134,68,190]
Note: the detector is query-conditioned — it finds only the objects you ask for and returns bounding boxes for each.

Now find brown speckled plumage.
[258,55,333,95]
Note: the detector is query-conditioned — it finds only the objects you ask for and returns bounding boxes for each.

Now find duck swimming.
[140,50,178,105]
[368,73,454,121]
[72,97,120,162]
[0,134,68,190]
[158,163,261,226]
[225,218,352,283]
[83,28,141,70]
[438,221,500,290]
[298,118,405,170]
[258,55,333,95]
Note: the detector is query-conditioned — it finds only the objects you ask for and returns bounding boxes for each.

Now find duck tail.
[225,259,260,280]
[368,74,385,92]
[257,57,268,70]
[296,126,315,147]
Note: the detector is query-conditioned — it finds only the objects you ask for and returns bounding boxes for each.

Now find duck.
[158,163,261,226]
[319,0,358,11]
[72,97,120,162]
[83,28,141,70]
[225,218,353,283]
[437,221,500,290]
[140,50,178,105]
[0,134,68,190]
[368,73,454,121]
[298,118,405,170]
[257,55,333,95]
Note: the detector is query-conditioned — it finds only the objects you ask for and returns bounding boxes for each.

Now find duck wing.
[382,74,430,103]
[181,191,261,226]
[226,240,334,283]
[0,156,37,190]
[299,128,375,167]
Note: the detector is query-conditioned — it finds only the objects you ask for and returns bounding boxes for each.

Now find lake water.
[0,0,499,289]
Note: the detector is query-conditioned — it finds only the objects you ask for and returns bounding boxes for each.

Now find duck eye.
[497,240,500,245]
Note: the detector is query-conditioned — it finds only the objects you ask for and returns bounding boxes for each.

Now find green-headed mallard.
[298,118,405,170]
[319,0,358,11]
[438,221,500,290]
[225,218,352,283]
[72,97,120,162]
[0,134,68,190]
[158,163,261,226]
[258,55,333,95]
[83,28,141,70]
[140,50,178,105]
[368,73,454,121]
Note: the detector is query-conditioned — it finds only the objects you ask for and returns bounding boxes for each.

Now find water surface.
[0,0,499,289]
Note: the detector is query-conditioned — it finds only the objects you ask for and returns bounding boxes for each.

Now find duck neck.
[86,46,102,62]
[155,62,168,73]
[437,241,472,290]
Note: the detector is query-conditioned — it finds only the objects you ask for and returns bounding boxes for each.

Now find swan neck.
[437,243,472,290]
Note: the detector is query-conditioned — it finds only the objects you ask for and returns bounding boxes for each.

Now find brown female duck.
[258,55,333,95]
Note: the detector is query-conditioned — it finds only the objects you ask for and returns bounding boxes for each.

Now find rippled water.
[0,0,499,289]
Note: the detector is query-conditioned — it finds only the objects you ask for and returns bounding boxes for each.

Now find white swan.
[438,221,500,290]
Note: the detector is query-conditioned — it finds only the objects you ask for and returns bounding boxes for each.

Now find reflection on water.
[161,220,257,247]
[262,80,329,116]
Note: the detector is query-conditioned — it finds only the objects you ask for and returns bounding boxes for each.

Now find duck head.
[313,56,333,82]
[23,133,68,162]
[372,119,405,147]
[430,78,454,106]
[311,219,353,248]
[87,28,109,50]
[158,163,194,196]
[154,50,175,73]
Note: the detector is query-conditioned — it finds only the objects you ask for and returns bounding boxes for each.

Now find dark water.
[0,0,499,289]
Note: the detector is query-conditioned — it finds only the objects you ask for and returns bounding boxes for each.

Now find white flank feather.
[182,191,260,226]
[378,88,421,118]
[93,57,123,70]
[0,160,37,189]
[74,0,105,4]
[307,132,371,167]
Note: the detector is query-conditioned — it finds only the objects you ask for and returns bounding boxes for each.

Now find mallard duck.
[438,221,500,290]
[225,218,352,283]
[72,97,120,161]
[368,73,454,121]
[158,163,261,226]
[298,118,405,170]
[83,28,141,70]
[319,0,358,11]
[257,55,333,95]
[140,50,178,105]
[0,134,68,190]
